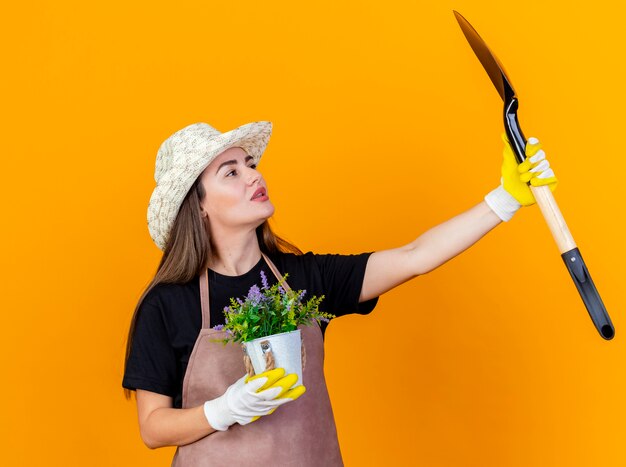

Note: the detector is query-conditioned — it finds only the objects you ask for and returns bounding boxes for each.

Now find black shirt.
[122,251,378,408]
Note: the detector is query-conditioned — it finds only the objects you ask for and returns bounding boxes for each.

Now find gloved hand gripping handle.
[506,97,615,340]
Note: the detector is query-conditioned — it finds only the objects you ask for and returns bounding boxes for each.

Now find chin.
[245,203,275,228]
[260,202,275,218]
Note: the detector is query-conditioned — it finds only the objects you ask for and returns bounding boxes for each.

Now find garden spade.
[453,10,615,340]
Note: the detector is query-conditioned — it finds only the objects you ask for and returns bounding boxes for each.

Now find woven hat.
[147,121,272,250]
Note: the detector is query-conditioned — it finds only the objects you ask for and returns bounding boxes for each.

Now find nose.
[246,166,261,185]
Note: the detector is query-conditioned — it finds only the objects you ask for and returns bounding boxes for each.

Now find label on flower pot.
[244,329,303,386]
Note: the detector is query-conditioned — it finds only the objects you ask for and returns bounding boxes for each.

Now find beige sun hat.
[147,121,272,250]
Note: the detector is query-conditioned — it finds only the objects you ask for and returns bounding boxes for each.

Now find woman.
[123,121,556,465]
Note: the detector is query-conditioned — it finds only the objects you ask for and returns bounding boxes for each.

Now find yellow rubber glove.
[501,133,558,206]
[248,368,307,420]
[253,370,306,400]
[203,368,306,431]
[485,134,558,221]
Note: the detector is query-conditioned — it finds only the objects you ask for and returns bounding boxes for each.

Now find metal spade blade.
[453,10,513,102]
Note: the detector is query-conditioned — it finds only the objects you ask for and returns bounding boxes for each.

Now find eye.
[224,161,255,177]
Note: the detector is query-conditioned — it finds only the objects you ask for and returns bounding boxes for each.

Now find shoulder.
[266,251,327,277]
[138,280,200,321]
[268,251,317,267]
[269,250,372,265]
[267,251,374,287]
[279,251,374,272]
[143,280,198,303]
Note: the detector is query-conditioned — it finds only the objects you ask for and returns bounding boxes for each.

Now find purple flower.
[260,270,269,290]
[298,290,307,302]
[223,306,229,312]
[237,297,244,306]
[247,284,263,305]
[213,324,224,331]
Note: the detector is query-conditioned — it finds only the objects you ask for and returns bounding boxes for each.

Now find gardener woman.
[123,121,556,466]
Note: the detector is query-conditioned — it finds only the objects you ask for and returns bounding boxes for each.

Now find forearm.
[408,200,502,275]
[140,404,216,449]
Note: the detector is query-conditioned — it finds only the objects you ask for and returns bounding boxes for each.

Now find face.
[198,147,274,233]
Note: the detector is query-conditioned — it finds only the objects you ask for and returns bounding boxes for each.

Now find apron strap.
[261,253,291,292]
[199,269,211,329]
[198,253,291,330]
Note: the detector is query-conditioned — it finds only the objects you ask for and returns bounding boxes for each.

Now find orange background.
[2,1,625,465]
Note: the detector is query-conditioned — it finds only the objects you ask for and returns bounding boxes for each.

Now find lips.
[251,187,268,200]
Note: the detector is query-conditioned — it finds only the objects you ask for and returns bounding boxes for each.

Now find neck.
[207,226,263,276]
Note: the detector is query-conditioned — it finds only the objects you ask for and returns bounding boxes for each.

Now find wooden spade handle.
[529,184,615,339]
[530,185,576,253]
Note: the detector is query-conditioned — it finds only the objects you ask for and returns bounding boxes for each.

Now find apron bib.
[172,254,343,466]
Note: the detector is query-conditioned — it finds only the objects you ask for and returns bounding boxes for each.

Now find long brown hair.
[124,177,301,399]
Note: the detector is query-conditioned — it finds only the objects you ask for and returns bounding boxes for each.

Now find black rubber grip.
[561,248,615,340]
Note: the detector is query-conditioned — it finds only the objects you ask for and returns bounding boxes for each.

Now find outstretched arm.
[359,135,558,303]
[359,200,500,302]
